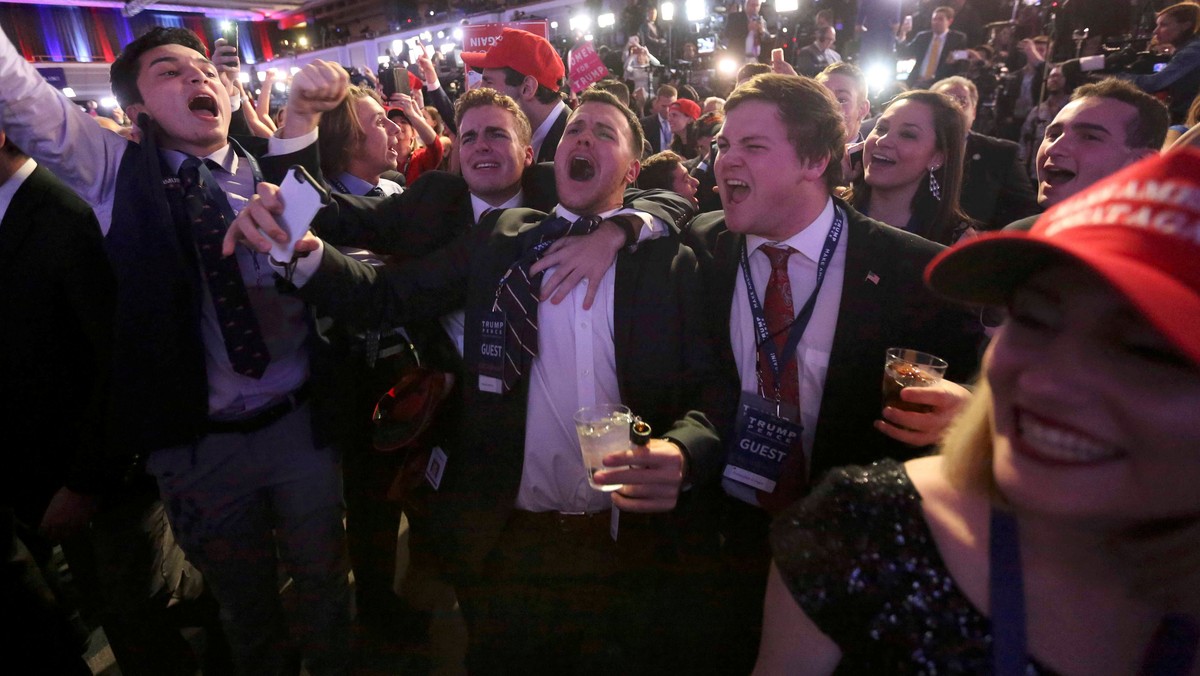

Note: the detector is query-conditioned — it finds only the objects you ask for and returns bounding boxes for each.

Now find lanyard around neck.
[738,206,844,401]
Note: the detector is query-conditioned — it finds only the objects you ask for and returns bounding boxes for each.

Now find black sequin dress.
[770,460,1053,675]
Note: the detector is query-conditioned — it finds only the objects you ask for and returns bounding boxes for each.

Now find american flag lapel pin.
[865,271,880,285]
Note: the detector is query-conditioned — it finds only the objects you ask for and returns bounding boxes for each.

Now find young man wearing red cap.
[462,27,570,163]
[668,98,703,159]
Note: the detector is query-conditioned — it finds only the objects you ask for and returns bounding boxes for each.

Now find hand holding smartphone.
[271,166,329,263]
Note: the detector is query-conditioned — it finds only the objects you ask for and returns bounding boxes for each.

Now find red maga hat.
[460,28,564,92]
[926,148,1200,366]
[670,98,702,120]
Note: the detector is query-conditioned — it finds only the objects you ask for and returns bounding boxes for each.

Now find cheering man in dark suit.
[0,25,355,674]
[726,0,777,64]
[683,74,984,673]
[231,89,721,675]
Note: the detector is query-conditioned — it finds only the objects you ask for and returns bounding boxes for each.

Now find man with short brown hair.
[1007,78,1169,230]
[684,74,982,672]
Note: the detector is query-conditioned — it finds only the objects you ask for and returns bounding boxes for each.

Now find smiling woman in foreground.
[754,149,1200,675]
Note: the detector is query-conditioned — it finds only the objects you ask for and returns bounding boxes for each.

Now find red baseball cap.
[670,99,702,121]
[460,28,564,92]
[926,149,1200,366]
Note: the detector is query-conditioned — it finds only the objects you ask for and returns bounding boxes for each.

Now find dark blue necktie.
[179,156,271,379]
[493,214,601,390]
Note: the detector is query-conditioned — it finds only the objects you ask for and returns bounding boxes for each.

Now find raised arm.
[0,26,127,233]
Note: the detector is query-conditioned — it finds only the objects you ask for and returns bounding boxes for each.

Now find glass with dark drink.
[882,348,949,413]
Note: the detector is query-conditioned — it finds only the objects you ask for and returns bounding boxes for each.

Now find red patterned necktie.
[755,244,807,513]
[179,157,271,379]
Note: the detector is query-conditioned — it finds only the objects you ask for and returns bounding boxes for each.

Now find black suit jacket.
[535,108,570,164]
[901,29,968,86]
[641,114,669,155]
[299,193,723,580]
[0,164,116,522]
[683,200,984,483]
[960,131,1040,230]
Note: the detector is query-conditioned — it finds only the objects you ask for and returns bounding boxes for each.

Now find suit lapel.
[613,245,641,399]
[0,166,45,266]
[813,211,879,453]
[713,228,740,349]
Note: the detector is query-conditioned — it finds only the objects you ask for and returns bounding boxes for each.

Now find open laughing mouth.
[722,178,749,203]
[569,155,595,181]
[1014,408,1125,466]
[1041,165,1077,188]
[188,94,218,119]
[869,153,896,167]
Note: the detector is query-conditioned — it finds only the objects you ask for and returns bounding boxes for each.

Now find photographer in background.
[1068,2,1200,124]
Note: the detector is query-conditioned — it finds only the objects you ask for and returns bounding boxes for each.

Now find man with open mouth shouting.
[684,73,985,673]
[227,88,720,674]
[1006,79,1169,232]
[0,24,355,675]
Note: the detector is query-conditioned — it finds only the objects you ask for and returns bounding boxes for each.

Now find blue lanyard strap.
[738,206,844,392]
[989,508,1200,676]
[989,508,1027,676]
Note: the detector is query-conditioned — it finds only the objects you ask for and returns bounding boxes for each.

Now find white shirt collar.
[471,189,524,222]
[554,204,622,223]
[531,100,569,156]
[745,196,835,264]
[162,143,238,175]
[0,156,36,222]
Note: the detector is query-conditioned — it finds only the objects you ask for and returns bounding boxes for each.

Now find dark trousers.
[60,491,232,676]
[455,509,703,676]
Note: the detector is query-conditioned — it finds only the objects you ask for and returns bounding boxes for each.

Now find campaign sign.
[568,41,609,93]
[37,67,67,90]
[460,21,550,53]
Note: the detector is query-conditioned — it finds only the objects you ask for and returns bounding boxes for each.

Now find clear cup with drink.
[573,404,639,492]
[882,347,949,414]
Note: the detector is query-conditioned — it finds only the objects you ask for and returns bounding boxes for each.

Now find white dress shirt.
[728,197,845,486]
[0,156,36,225]
[515,205,666,514]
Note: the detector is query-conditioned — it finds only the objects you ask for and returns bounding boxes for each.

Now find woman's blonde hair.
[939,374,1001,499]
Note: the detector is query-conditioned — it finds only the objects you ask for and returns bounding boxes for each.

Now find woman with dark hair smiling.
[850,90,976,245]
[755,149,1200,675]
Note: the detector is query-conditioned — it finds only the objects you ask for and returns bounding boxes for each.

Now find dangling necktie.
[923,34,943,81]
[179,156,271,379]
[494,214,601,389]
[755,244,807,514]
[366,186,384,197]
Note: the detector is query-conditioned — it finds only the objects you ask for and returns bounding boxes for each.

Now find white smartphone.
[270,165,329,263]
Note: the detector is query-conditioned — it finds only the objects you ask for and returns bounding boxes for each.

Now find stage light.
[660,2,675,21]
